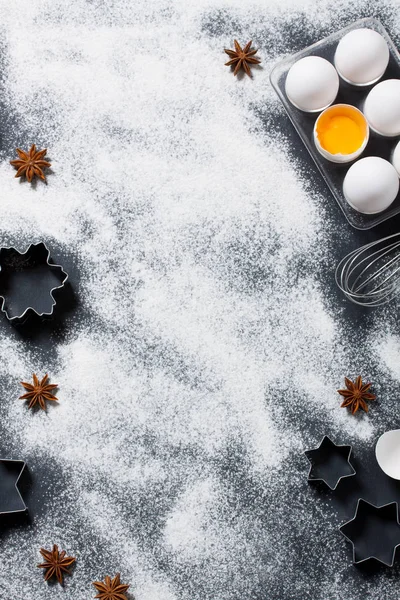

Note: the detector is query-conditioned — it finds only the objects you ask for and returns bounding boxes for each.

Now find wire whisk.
[335,233,400,306]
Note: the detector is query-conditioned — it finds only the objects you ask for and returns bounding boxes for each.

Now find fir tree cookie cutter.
[0,242,68,324]
[340,499,400,566]
[0,459,27,515]
[305,435,356,490]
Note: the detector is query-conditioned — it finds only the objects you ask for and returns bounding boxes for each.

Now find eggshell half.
[376,430,400,480]
[313,104,369,163]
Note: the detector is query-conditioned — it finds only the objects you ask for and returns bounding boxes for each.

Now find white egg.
[376,430,400,480]
[392,140,400,176]
[334,28,389,86]
[285,56,339,112]
[343,156,399,214]
[364,79,400,136]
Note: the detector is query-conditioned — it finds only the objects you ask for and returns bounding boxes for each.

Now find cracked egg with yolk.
[314,104,369,163]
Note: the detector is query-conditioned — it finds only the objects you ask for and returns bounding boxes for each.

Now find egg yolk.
[316,105,367,155]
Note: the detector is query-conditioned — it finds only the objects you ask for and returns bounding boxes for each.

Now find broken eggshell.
[375,429,400,480]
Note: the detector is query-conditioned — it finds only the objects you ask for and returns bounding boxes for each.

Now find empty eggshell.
[364,79,400,137]
[334,28,389,86]
[376,430,400,480]
[285,56,339,113]
[343,156,399,214]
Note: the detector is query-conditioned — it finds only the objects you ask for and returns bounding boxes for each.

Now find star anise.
[338,376,376,414]
[10,144,51,182]
[93,573,130,600]
[38,544,76,584]
[20,374,58,410]
[224,40,261,77]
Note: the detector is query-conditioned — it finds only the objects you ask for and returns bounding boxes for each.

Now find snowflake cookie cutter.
[340,499,400,566]
[0,242,68,324]
[0,459,27,515]
[305,435,356,490]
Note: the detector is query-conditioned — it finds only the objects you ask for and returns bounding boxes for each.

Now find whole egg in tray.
[270,17,400,230]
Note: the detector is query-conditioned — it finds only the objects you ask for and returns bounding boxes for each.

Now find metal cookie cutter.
[340,499,400,566]
[0,459,27,515]
[0,242,68,324]
[305,436,356,490]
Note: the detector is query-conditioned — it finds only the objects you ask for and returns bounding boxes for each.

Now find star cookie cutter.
[0,242,68,324]
[340,499,400,566]
[0,459,27,515]
[305,436,356,490]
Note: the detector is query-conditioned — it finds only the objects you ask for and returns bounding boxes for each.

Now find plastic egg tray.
[270,17,400,230]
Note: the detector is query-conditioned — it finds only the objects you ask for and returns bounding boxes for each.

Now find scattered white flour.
[0,1,399,599]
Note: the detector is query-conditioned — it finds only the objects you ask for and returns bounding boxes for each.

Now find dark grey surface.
[2,3,400,600]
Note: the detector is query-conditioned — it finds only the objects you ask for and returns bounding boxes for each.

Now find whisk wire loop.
[336,233,400,306]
